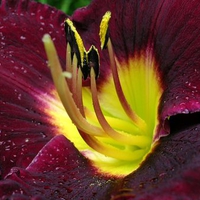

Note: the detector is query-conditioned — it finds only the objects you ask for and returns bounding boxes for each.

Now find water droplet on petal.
[20,36,26,40]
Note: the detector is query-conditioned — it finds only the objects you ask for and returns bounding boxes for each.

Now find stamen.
[42,34,107,137]
[99,11,111,49]
[67,52,84,115]
[65,43,73,90]
[42,10,163,174]
[76,67,85,115]
[107,39,147,132]
[65,18,85,68]
[80,130,147,161]
[43,34,150,161]
[66,43,72,73]
[85,108,141,133]
[71,55,78,97]
[90,67,151,147]
[87,45,100,79]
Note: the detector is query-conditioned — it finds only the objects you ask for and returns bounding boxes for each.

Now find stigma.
[42,11,163,176]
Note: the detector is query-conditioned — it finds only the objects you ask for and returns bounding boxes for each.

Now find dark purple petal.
[111,123,200,199]
[0,0,67,177]
[0,135,116,199]
[1,0,200,199]
[63,10,200,199]
[69,0,200,136]
[2,123,200,199]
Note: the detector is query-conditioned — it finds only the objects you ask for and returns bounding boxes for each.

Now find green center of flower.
[42,11,163,176]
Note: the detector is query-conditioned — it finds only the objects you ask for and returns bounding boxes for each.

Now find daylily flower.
[0,0,200,199]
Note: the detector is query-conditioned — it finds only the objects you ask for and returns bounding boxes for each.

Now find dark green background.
[35,0,91,15]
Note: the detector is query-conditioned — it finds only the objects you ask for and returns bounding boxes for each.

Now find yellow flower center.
[42,11,163,176]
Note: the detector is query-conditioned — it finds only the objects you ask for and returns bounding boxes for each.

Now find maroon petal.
[69,0,200,136]
[2,124,200,199]
[111,122,200,199]
[0,0,66,177]
[1,0,200,199]
[0,135,116,199]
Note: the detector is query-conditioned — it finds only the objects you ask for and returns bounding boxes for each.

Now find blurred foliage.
[35,0,91,15]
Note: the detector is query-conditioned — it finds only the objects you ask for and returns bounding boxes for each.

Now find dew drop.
[18,94,22,100]
[20,36,26,40]
[25,138,29,143]
[139,182,144,188]
[40,132,47,138]
[53,190,61,195]
[1,42,5,46]
[192,85,197,89]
